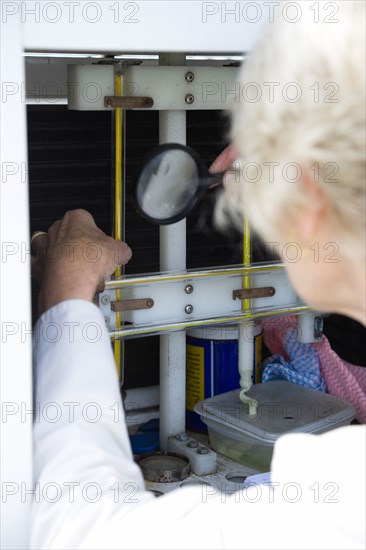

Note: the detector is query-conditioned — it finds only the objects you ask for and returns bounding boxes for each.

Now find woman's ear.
[296,168,329,245]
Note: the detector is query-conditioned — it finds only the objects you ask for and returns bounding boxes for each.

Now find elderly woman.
[31,2,365,549]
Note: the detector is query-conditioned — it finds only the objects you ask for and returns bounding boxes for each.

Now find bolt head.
[101,295,109,305]
[185,304,193,314]
[185,284,193,294]
[185,94,194,104]
[175,433,189,442]
[187,440,198,448]
[197,447,209,454]
[185,71,194,83]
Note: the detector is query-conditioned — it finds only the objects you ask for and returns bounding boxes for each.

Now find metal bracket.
[104,96,154,109]
[111,298,154,312]
[233,287,276,300]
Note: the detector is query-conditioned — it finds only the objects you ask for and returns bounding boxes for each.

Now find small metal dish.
[137,451,190,483]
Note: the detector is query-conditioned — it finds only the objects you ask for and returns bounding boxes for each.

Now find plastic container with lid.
[195,380,355,471]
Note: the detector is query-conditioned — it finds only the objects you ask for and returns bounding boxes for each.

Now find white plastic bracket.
[98,264,308,338]
[121,65,240,110]
[169,434,217,476]
[65,64,240,111]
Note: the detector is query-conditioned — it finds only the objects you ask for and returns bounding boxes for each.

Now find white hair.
[216,1,365,258]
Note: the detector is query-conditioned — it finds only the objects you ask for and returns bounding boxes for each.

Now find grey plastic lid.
[194,381,355,443]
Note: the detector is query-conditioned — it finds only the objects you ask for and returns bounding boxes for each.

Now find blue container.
[186,324,262,432]
[186,326,240,432]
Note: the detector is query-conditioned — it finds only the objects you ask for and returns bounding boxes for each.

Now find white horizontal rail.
[18,1,268,53]
[99,264,308,338]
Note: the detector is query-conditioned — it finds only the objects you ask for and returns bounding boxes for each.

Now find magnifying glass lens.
[136,148,200,222]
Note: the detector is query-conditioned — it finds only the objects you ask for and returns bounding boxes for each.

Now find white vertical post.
[238,322,254,390]
[159,54,187,451]
[0,12,33,550]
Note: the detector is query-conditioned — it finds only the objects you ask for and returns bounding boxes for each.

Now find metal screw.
[101,295,110,305]
[197,447,209,455]
[175,433,189,442]
[185,94,194,105]
[146,299,154,308]
[187,440,198,448]
[185,71,194,83]
[185,284,194,294]
[185,304,193,314]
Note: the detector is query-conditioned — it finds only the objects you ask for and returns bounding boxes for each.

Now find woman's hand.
[209,144,237,174]
[31,209,132,315]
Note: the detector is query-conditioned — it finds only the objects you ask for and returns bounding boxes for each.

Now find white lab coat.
[31,300,366,549]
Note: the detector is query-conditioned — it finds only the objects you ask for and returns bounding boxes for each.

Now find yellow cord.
[242,215,251,308]
[114,74,123,379]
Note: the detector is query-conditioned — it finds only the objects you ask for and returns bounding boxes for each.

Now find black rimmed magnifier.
[134,143,226,225]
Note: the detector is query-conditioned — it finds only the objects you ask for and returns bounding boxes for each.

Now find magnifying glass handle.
[207,171,225,190]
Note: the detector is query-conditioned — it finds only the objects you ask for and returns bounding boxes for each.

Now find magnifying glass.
[134,143,228,225]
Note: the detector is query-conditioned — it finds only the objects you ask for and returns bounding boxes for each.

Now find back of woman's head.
[217,1,365,258]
